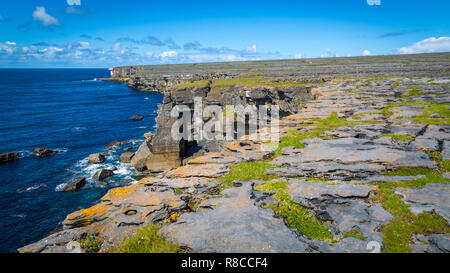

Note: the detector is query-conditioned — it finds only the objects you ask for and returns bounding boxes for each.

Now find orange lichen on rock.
[163,212,181,223]
[64,202,110,227]
[104,187,132,199]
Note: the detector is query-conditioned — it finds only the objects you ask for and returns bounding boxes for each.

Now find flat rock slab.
[421,125,450,142]
[144,177,219,195]
[287,183,375,200]
[18,227,85,253]
[353,175,426,184]
[286,182,391,244]
[101,187,185,208]
[321,124,387,140]
[166,164,229,178]
[186,153,240,165]
[391,105,424,118]
[442,141,450,161]
[268,161,387,181]
[409,137,440,151]
[297,137,436,168]
[390,125,426,137]
[270,137,437,180]
[411,234,450,253]
[160,183,311,253]
[395,183,450,222]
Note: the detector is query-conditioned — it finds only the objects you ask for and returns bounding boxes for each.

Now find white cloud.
[246,44,257,53]
[67,0,81,5]
[294,53,302,59]
[0,42,17,54]
[398,37,450,54]
[40,46,64,58]
[321,48,339,58]
[159,50,178,58]
[32,7,60,26]
[225,54,237,61]
[112,42,121,51]
[362,49,371,56]
[75,41,90,50]
[0,40,285,67]
[22,45,38,53]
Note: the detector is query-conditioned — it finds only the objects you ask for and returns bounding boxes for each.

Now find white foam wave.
[55,148,69,153]
[71,126,87,132]
[18,150,33,157]
[64,153,137,191]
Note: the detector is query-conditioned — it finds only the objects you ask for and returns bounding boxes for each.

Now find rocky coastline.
[20,53,450,253]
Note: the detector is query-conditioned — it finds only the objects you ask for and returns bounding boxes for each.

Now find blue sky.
[0,0,449,68]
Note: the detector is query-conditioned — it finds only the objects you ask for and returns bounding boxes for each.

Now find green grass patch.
[343,229,365,241]
[255,180,335,241]
[174,80,210,90]
[380,133,414,142]
[223,113,381,190]
[78,236,102,253]
[217,159,280,191]
[274,113,379,156]
[114,224,180,253]
[404,90,422,98]
[254,181,288,191]
[412,103,450,125]
[209,76,315,94]
[421,150,450,172]
[371,166,450,252]
[372,187,449,253]
[406,86,424,90]
[265,191,334,241]
[380,101,450,125]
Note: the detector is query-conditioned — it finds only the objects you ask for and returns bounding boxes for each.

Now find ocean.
[0,69,163,252]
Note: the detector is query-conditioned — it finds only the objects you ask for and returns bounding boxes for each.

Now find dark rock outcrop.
[132,115,144,121]
[119,152,134,163]
[130,139,152,171]
[105,140,121,150]
[93,169,114,181]
[34,148,58,156]
[88,153,105,164]
[0,152,20,164]
[62,178,86,192]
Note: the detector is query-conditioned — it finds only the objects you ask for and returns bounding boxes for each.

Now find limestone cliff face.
[109,66,239,91]
[136,84,313,173]
[109,66,315,173]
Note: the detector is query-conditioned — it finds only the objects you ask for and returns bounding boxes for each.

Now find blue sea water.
[0,69,163,252]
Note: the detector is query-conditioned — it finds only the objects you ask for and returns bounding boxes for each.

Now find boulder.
[106,140,121,150]
[130,139,152,171]
[62,178,86,192]
[34,148,58,156]
[0,152,20,164]
[88,153,105,164]
[132,115,144,121]
[93,169,114,181]
[119,152,134,163]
